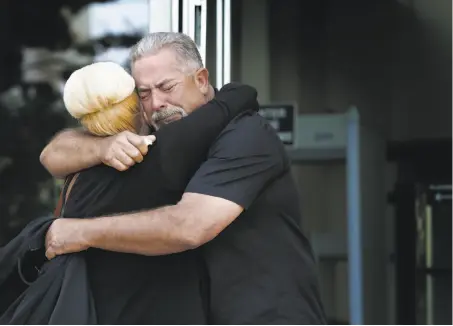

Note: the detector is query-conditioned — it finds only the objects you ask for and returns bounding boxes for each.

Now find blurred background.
[0,0,451,324]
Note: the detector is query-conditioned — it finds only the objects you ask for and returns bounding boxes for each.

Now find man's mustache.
[152,107,186,123]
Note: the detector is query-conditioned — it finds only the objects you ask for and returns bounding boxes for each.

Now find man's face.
[132,48,210,129]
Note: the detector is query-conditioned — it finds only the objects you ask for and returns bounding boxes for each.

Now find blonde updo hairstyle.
[63,62,140,136]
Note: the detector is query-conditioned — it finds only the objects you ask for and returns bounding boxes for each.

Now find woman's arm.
[155,83,258,190]
[40,128,102,178]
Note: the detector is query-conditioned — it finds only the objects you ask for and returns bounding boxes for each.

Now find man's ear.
[194,68,210,95]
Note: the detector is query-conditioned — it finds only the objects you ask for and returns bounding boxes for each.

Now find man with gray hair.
[40,32,326,324]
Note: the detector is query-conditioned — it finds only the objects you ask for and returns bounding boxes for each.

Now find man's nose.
[151,92,167,111]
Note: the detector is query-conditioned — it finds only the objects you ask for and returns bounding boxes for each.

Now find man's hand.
[45,218,90,260]
[98,131,156,171]
[40,129,157,178]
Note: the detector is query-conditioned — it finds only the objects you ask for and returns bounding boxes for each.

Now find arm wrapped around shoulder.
[63,62,141,137]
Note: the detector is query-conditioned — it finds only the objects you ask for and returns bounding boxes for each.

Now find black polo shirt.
[186,112,326,324]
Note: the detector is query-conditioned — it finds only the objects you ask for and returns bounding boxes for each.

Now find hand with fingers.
[98,131,156,171]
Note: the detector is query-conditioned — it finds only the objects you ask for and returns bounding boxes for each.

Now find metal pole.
[215,0,224,88]
[346,107,363,324]
[222,0,231,84]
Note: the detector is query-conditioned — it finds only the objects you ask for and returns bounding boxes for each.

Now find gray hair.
[130,32,203,73]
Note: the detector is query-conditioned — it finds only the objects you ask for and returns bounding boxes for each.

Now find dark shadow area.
[388,138,452,325]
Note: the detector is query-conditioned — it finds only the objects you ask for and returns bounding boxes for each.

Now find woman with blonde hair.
[63,61,147,137]
[0,61,258,324]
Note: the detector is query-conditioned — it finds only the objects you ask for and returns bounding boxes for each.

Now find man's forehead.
[132,58,182,90]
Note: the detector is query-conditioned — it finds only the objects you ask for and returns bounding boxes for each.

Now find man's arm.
[40,129,154,178]
[46,193,243,258]
[45,114,286,258]
[40,128,102,178]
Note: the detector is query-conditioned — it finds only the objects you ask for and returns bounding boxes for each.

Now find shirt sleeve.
[185,113,288,209]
